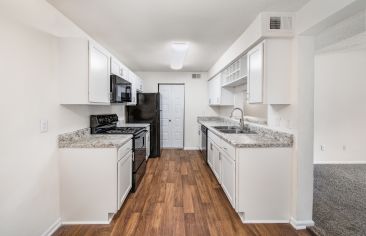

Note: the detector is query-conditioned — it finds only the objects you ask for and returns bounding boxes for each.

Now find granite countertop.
[197,117,293,148]
[58,128,132,149]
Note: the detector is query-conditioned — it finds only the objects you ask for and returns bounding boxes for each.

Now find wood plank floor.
[54,149,311,236]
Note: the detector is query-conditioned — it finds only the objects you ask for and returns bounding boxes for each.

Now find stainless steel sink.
[212,126,257,134]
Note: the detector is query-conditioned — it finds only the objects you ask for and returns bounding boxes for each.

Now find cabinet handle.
[219,154,221,160]
[210,143,213,150]
[209,98,211,104]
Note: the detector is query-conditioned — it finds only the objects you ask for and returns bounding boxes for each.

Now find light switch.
[40,120,48,133]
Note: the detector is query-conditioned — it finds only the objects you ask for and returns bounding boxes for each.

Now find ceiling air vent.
[269,15,293,30]
[270,17,281,29]
[192,73,201,79]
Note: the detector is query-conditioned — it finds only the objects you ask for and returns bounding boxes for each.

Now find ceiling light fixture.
[170,42,189,70]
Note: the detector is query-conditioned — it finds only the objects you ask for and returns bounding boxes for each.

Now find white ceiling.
[48,0,309,72]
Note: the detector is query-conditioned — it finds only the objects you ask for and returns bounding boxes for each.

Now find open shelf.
[222,75,247,88]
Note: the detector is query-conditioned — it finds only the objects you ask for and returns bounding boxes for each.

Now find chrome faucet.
[230,107,245,129]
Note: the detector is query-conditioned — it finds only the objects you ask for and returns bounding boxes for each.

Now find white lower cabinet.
[207,130,292,223]
[220,151,236,207]
[117,151,132,210]
[207,138,214,169]
[208,132,234,206]
[212,144,221,182]
[60,139,132,223]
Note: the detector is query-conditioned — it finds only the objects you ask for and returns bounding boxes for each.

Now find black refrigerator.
[126,93,161,157]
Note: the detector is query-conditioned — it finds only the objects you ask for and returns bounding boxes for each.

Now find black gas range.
[90,114,147,192]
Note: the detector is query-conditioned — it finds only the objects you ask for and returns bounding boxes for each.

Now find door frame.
[158,83,185,149]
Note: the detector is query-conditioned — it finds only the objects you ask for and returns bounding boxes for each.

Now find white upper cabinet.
[136,76,143,92]
[111,57,123,78]
[222,55,247,88]
[126,72,144,105]
[89,43,110,103]
[58,38,110,105]
[208,73,234,106]
[247,39,291,104]
[247,42,264,104]
[58,38,142,105]
[127,71,137,106]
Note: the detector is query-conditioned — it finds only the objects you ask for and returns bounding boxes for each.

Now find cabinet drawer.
[208,130,222,147]
[220,140,235,161]
[118,139,132,161]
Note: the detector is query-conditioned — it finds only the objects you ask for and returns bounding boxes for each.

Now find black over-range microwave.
[110,74,132,103]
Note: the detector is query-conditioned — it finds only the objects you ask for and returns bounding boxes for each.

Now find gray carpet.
[310,164,366,236]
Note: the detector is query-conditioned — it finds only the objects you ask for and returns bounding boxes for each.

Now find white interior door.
[159,84,184,148]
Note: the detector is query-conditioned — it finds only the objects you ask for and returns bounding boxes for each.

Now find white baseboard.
[42,218,61,236]
[238,213,290,224]
[314,161,366,164]
[290,217,314,230]
[183,147,200,150]
[61,220,110,225]
[242,220,290,224]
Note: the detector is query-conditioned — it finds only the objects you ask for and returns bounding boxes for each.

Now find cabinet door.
[207,138,214,169]
[111,58,120,76]
[212,144,221,182]
[127,72,137,106]
[140,77,143,92]
[208,79,213,105]
[208,74,222,105]
[213,75,221,104]
[89,43,110,103]
[247,42,264,104]
[117,152,132,209]
[136,76,143,92]
[198,125,201,150]
[221,152,236,208]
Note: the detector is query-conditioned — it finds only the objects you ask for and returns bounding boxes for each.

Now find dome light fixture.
[170,42,189,70]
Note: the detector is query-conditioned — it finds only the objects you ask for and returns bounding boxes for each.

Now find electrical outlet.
[320,145,325,151]
[40,120,48,133]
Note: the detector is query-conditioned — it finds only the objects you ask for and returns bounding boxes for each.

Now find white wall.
[218,86,267,119]
[137,72,218,149]
[0,12,124,236]
[314,49,366,163]
[208,15,262,78]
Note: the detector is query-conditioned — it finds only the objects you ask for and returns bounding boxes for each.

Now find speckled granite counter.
[197,116,293,148]
[58,128,132,149]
